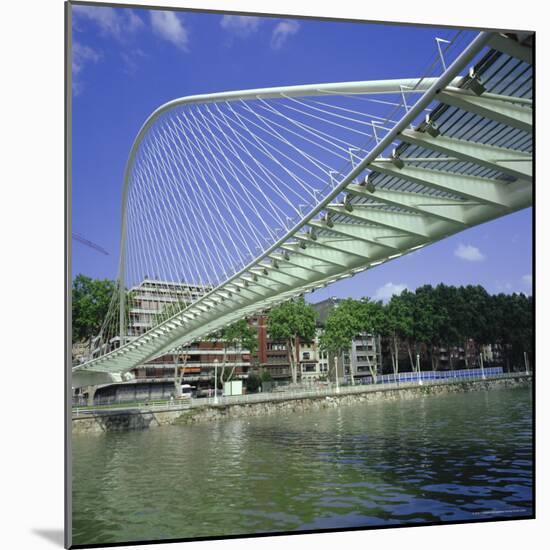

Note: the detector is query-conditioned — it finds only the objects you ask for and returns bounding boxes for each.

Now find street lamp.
[213,359,219,404]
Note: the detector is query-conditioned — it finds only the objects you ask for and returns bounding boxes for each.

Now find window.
[268,343,286,351]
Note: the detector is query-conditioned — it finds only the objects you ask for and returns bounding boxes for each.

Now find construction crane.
[72,232,109,255]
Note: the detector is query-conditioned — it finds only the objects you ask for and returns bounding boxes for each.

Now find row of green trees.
[265,285,532,383]
[376,284,533,373]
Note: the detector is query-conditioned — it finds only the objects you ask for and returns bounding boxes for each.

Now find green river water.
[72,387,533,545]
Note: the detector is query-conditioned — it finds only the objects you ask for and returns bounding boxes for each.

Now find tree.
[412,285,445,371]
[320,299,358,384]
[172,345,190,398]
[459,285,491,366]
[260,369,273,383]
[320,299,362,355]
[515,293,533,369]
[72,274,117,343]
[246,373,261,393]
[217,320,258,385]
[491,292,532,371]
[319,298,384,383]
[358,299,385,381]
[385,291,415,374]
[433,284,461,369]
[268,298,317,384]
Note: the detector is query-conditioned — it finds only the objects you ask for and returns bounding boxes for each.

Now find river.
[72,387,533,545]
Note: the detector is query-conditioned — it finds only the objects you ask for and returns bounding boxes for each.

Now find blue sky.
[71,4,532,300]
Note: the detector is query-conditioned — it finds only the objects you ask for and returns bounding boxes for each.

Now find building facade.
[349,333,383,381]
[126,279,251,388]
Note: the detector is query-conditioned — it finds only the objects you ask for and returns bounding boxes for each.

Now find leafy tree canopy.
[72,274,116,343]
[218,319,258,354]
[320,298,378,354]
[385,290,414,339]
[267,298,317,343]
[260,370,273,382]
[246,373,262,393]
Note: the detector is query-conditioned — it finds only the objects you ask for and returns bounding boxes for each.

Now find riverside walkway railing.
[72,368,529,417]
[189,368,525,408]
[376,366,504,384]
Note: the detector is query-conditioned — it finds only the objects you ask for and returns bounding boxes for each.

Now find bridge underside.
[73,32,532,388]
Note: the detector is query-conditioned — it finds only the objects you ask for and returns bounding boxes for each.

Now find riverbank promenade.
[72,369,531,426]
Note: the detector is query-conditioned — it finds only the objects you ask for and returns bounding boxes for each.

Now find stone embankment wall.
[72,407,186,435]
[72,376,531,435]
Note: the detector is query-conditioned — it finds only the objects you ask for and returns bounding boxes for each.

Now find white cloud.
[72,41,101,75]
[72,41,102,95]
[522,274,532,292]
[495,281,513,293]
[127,10,145,33]
[220,15,261,37]
[72,6,145,91]
[73,6,144,40]
[150,11,189,51]
[271,20,300,50]
[121,48,147,75]
[373,282,408,302]
[454,243,485,262]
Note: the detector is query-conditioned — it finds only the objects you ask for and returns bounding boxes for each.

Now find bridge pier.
[85,385,98,407]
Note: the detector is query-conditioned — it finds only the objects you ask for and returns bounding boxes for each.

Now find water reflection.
[72,387,532,545]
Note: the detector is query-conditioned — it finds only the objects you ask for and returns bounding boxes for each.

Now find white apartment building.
[127,279,250,380]
[127,278,212,337]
